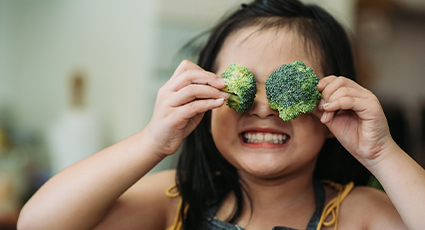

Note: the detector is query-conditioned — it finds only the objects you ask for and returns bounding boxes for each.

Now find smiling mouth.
[242,132,290,144]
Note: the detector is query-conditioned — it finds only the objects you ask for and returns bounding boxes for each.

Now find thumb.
[312,103,324,121]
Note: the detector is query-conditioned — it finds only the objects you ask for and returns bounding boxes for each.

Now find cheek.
[210,107,239,152]
[293,115,329,152]
[210,108,244,170]
[210,109,222,135]
[211,108,230,141]
[211,106,237,133]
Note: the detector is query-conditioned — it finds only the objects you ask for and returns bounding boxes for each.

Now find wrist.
[140,123,177,159]
[362,138,402,175]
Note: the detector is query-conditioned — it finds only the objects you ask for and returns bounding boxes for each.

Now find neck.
[230,169,317,229]
[239,169,316,210]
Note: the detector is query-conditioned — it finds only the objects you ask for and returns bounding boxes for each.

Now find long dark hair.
[176,0,371,229]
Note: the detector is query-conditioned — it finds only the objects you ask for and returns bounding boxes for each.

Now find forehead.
[215,26,323,83]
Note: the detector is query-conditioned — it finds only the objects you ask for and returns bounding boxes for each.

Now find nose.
[247,84,279,118]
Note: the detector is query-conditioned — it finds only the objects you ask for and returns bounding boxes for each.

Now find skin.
[17,25,425,230]
[211,27,331,229]
[212,28,330,180]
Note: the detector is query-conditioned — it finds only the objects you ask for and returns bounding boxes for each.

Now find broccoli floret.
[265,61,321,121]
[221,62,257,114]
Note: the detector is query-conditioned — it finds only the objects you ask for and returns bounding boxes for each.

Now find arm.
[92,169,180,230]
[367,140,425,229]
[18,130,165,230]
[317,76,425,230]
[17,60,228,230]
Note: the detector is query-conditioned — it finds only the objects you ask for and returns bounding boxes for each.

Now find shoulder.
[132,169,177,194]
[94,169,180,230]
[333,185,407,230]
[130,169,180,226]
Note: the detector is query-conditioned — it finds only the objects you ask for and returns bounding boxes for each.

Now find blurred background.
[0,0,424,228]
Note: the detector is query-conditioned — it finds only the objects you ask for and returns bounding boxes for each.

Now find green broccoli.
[221,62,257,114]
[265,61,321,121]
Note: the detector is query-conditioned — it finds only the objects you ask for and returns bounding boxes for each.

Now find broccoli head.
[221,62,257,114]
[265,60,321,121]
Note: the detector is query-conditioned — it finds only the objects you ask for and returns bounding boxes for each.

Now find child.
[18,0,425,229]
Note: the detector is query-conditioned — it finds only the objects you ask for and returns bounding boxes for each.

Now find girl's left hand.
[314,76,394,167]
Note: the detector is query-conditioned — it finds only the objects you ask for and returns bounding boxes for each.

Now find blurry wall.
[0,1,14,108]
[302,0,356,30]
[1,0,158,142]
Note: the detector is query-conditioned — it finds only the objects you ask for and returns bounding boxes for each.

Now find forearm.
[18,129,165,230]
[17,60,226,230]
[367,140,425,230]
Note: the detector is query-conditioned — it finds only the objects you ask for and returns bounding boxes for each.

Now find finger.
[320,110,353,124]
[320,111,335,124]
[323,96,368,112]
[168,84,229,107]
[168,68,226,92]
[316,76,337,111]
[170,60,226,90]
[177,98,225,119]
[320,76,367,104]
[170,60,202,80]
[323,86,371,110]
[312,106,324,120]
[320,97,372,123]
[317,75,337,92]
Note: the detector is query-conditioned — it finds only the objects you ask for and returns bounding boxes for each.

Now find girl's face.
[211,26,331,180]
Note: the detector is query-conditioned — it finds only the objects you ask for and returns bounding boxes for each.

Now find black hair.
[176,0,371,229]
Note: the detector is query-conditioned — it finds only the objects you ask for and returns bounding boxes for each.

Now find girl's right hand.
[146,60,229,157]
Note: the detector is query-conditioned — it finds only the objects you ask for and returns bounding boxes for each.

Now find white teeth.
[243,132,289,144]
[264,133,273,141]
[256,133,264,141]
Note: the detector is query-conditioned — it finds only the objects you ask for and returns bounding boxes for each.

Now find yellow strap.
[166,184,180,198]
[167,182,354,230]
[166,198,183,230]
[165,184,187,230]
[316,181,354,230]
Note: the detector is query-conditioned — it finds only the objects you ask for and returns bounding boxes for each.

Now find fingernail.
[319,99,325,109]
[219,78,226,84]
[220,92,230,99]
[215,98,224,104]
[321,112,327,122]
[322,103,331,109]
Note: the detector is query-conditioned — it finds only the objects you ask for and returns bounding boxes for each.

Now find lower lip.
[239,136,290,149]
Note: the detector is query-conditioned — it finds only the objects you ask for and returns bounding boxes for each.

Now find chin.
[238,161,289,180]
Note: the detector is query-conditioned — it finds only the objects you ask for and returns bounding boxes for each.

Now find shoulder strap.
[166,184,180,198]
[316,181,354,230]
[166,198,183,230]
[165,184,187,230]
